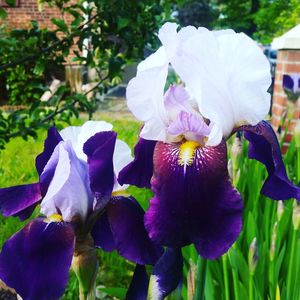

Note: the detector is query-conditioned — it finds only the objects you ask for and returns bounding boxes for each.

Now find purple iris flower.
[0,121,162,300]
[283,73,300,102]
[119,22,300,263]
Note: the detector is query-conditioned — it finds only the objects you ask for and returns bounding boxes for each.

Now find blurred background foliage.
[0,0,298,150]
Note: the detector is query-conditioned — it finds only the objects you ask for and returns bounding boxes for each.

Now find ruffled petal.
[243,121,300,200]
[83,131,116,211]
[0,183,41,220]
[148,248,183,300]
[126,265,149,300]
[145,141,243,259]
[60,121,113,161]
[41,141,93,222]
[0,219,75,300]
[35,127,62,176]
[158,23,271,145]
[118,138,156,188]
[126,47,168,142]
[106,196,163,265]
[167,111,210,140]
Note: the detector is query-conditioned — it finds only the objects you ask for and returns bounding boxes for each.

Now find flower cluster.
[0,23,299,300]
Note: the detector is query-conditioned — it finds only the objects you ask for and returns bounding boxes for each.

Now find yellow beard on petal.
[178,140,200,167]
[44,214,64,223]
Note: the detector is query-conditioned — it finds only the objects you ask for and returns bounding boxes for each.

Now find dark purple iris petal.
[92,211,116,252]
[118,138,156,188]
[106,196,163,265]
[145,141,243,259]
[83,131,116,211]
[283,74,294,93]
[150,248,183,299]
[36,127,62,176]
[126,265,149,300]
[243,121,300,200]
[0,219,75,300]
[0,183,41,220]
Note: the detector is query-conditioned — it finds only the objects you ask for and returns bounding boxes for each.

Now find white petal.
[126,47,168,142]
[163,27,271,144]
[40,141,93,222]
[113,139,133,191]
[60,121,113,161]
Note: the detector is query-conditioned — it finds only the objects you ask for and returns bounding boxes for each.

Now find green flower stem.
[194,257,207,300]
[249,274,254,300]
[222,254,230,300]
[287,227,297,300]
[232,268,239,300]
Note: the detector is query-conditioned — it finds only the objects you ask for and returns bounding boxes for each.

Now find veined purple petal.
[126,265,149,300]
[0,183,41,221]
[83,131,116,211]
[145,141,243,259]
[92,211,116,252]
[167,111,210,138]
[106,196,163,265]
[0,219,75,300]
[243,121,300,200]
[148,248,183,300]
[36,127,62,176]
[118,138,156,188]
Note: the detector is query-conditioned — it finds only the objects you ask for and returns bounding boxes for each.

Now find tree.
[0,0,174,149]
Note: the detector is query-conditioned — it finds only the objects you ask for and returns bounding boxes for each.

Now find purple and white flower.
[120,23,300,260]
[0,121,162,300]
[283,73,300,102]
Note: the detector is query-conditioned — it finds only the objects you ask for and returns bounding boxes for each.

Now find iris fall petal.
[0,219,75,300]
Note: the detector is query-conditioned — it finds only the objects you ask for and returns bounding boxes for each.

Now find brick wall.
[1,0,75,30]
[271,50,300,151]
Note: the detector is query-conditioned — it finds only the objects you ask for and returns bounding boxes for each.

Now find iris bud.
[248,238,258,275]
[294,119,300,148]
[292,201,300,230]
[72,234,98,300]
[277,201,284,222]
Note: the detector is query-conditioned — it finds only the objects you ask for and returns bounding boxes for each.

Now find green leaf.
[97,287,127,298]
[51,18,68,33]
[117,18,130,30]
[0,8,7,20]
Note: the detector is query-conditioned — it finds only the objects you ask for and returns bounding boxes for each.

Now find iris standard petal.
[0,219,75,300]
[60,121,113,161]
[0,183,41,220]
[118,138,156,188]
[41,141,93,222]
[83,131,116,211]
[126,265,149,300]
[112,139,133,191]
[106,196,163,265]
[144,141,243,259]
[243,121,300,200]
[148,248,183,300]
[158,23,271,146]
[126,47,168,142]
[35,127,62,176]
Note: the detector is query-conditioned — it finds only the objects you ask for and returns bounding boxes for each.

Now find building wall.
[0,0,75,30]
[271,50,300,151]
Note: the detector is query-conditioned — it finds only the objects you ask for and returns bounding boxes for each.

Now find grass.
[0,114,299,299]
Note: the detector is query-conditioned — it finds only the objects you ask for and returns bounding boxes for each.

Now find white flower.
[127,23,271,146]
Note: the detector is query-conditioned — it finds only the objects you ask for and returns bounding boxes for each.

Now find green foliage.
[254,0,300,44]
[0,0,174,150]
